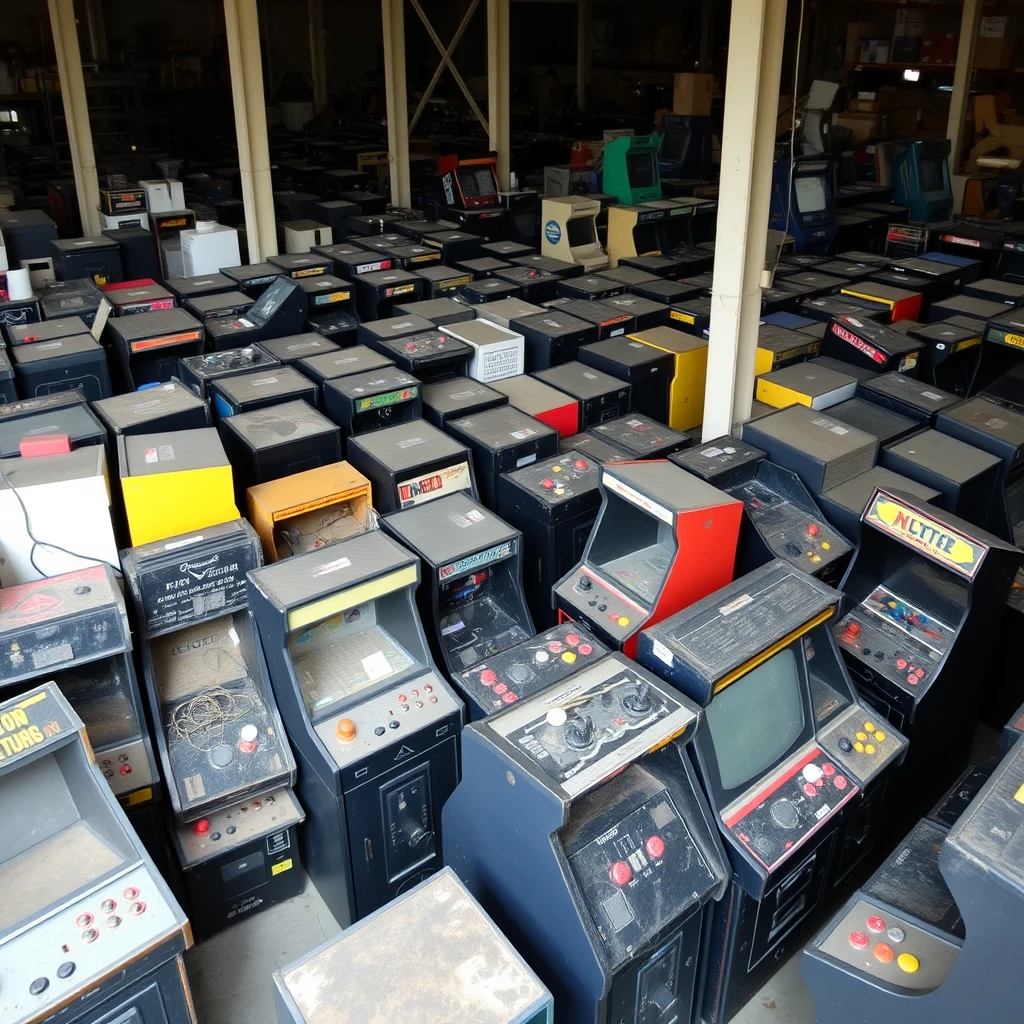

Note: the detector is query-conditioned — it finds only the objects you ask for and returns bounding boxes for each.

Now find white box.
[0,446,117,585]
[98,209,148,231]
[180,222,240,276]
[20,256,55,289]
[140,178,185,214]
[283,219,333,254]
[445,319,525,382]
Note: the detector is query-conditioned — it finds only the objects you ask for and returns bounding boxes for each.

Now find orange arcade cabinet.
[553,460,742,656]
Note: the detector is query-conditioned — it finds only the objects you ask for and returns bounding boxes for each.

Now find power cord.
[772,0,806,284]
[0,466,123,579]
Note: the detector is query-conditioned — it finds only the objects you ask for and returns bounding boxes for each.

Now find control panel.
[567,792,716,960]
[816,897,960,991]
[817,706,907,787]
[723,747,859,871]
[729,480,851,573]
[312,672,461,772]
[387,329,468,361]
[176,787,302,866]
[456,622,606,715]
[0,864,180,1024]
[593,416,687,458]
[557,568,650,642]
[97,737,156,797]
[511,452,599,505]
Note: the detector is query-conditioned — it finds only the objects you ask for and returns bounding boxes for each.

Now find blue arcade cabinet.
[658,115,714,180]
[892,140,954,223]
[769,156,838,254]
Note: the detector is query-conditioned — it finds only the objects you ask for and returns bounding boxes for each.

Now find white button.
[887,927,905,943]
[802,764,824,783]
[546,708,568,727]
[535,651,550,663]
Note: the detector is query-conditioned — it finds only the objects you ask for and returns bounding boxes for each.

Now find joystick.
[578,575,592,592]
[622,681,653,716]
[565,713,595,749]
[400,817,433,850]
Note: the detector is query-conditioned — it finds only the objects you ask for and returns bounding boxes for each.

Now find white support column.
[224,0,278,261]
[382,0,411,207]
[48,0,101,237]
[577,0,592,112]
[703,0,787,438]
[487,0,510,189]
[309,0,328,112]
[947,0,981,175]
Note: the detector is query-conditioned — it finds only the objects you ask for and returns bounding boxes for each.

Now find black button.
[30,977,49,995]
[862,647,871,656]
[874,650,885,661]
[838,737,853,753]
[211,832,222,841]
[57,963,75,980]
[598,604,607,612]
[389,721,400,729]
[375,726,386,736]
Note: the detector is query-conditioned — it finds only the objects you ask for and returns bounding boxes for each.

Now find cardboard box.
[976,17,1016,69]
[834,112,886,144]
[860,39,891,64]
[673,73,714,116]
[920,32,958,65]
[849,98,880,113]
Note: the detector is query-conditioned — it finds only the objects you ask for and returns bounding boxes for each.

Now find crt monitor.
[627,152,657,192]
[794,175,828,215]
[457,165,498,203]
[566,215,598,249]
[892,140,953,222]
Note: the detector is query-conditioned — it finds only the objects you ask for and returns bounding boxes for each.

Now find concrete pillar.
[703,0,787,437]
[309,0,328,112]
[947,0,981,174]
[48,0,101,237]
[382,0,411,207]
[224,0,278,261]
[487,0,510,189]
[577,0,592,112]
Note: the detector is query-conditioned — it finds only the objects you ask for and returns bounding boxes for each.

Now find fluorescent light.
[903,68,921,82]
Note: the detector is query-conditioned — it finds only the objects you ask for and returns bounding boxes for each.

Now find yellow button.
[865,744,876,755]
[874,731,886,742]
[854,741,865,753]
[553,465,562,472]
[897,953,919,973]
[561,651,576,663]
[864,721,875,732]
[555,488,565,495]
[810,554,821,563]
[856,731,867,742]
[822,542,831,551]
[1014,782,1024,805]
[618,616,630,627]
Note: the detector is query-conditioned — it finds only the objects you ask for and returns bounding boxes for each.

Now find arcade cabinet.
[438,154,505,237]
[443,654,730,1024]
[769,157,837,254]
[553,461,742,656]
[606,203,711,273]
[659,114,714,180]
[541,197,610,273]
[602,134,663,205]
[833,487,1019,809]
[892,140,955,223]
[803,739,1024,1024]
[381,492,535,682]
[636,561,909,1024]
[273,869,553,1024]
[0,682,195,1024]
[247,530,464,927]
[629,326,709,432]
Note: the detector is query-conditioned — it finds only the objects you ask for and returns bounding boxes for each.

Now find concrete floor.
[185,875,816,1024]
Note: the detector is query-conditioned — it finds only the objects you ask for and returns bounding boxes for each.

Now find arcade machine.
[437,154,505,237]
[891,140,955,223]
[443,653,730,1024]
[908,316,984,394]
[658,114,714,180]
[0,566,163,857]
[553,461,742,657]
[602,134,663,205]
[833,487,1019,809]
[769,157,837,254]
[205,276,307,352]
[0,682,195,1024]
[273,869,553,1024]
[674,441,853,584]
[605,204,712,274]
[629,326,709,432]
[636,561,909,1024]
[382,492,535,683]
[803,739,1024,1024]
[541,197,610,273]
[247,530,464,927]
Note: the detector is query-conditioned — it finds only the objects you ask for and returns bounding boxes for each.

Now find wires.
[0,466,123,579]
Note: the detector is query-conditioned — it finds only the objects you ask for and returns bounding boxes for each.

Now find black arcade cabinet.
[247,530,464,927]
[443,654,730,1024]
[205,276,307,351]
[382,492,535,682]
[803,739,1024,1024]
[833,487,1019,809]
[637,561,909,1024]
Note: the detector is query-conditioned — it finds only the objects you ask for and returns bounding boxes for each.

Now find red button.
[192,819,210,837]
[849,931,870,950]
[502,692,517,703]
[579,644,593,655]
[896,658,907,670]
[646,835,665,859]
[807,523,819,536]
[822,763,835,777]
[480,670,496,685]
[845,622,861,636]
[574,459,589,470]
[542,479,555,489]
[610,861,632,886]
[867,916,886,933]
[566,633,580,645]
[609,613,620,621]
[398,694,407,703]
[803,783,817,797]
[548,642,563,652]
[834,776,848,790]
[493,683,507,694]
[914,668,924,678]
[120,764,132,775]
[908,674,918,685]
[815,778,825,787]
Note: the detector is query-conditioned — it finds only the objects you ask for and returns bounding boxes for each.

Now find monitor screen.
[566,215,598,249]
[660,129,685,164]
[627,153,656,190]
[704,647,805,792]
[250,276,292,321]
[794,175,827,214]
[457,165,497,200]
[919,157,945,194]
